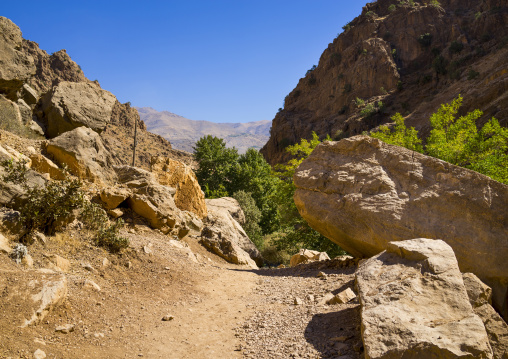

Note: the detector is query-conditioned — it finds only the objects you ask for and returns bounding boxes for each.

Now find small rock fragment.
[162,315,174,321]
[294,297,303,305]
[83,279,101,292]
[102,257,110,268]
[33,349,46,359]
[317,271,326,278]
[55,324,75,333]
[332,288,356,304]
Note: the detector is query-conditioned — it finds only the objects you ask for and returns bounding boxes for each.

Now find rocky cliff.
[261,0,508,165]
[0,16,192,170]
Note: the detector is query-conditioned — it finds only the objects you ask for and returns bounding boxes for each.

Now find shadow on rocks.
[304,307,363,359]
[228,257,359,278]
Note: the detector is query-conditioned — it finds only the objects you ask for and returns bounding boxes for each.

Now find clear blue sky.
[3,1,365,123]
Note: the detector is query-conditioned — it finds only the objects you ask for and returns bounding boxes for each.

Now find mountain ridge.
[137,107,271,153]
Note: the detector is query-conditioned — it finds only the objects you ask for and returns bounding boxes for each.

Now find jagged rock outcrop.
[356,238,493,358]
[101,165,203,238]
[200,198,262,267]
[46,127,119,184]
[0,17,36,100]
[261,0,508,165]
[41,81,116,138]
[294,136,508,318]
[151,156,207,218]
[463,273,508,359]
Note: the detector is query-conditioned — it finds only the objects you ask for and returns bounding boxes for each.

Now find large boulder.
[41,81,116,138]
[294,136,508,318]
[356,238,493,358]
[463,273,508,359]
[200,199,262,267]
[151,156,207,218]
[46,127,118,184]
[0,269,68,327]
[111,165,202,237]
[205,197,245,225]
[0,17,36,99]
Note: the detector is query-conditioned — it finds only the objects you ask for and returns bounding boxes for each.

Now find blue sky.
[3,1,365,123]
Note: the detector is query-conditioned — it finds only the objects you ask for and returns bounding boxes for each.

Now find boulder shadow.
[304,307,363,359]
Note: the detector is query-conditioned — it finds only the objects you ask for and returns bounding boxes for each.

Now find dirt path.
[142,266,259,359]
[0,230,361,359]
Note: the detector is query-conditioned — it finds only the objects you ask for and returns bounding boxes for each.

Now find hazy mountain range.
[136,107,271,154]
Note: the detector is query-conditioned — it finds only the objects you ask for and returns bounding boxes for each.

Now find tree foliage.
[193,137,280,235]
[370,96,508,184]
[271,132,347,258]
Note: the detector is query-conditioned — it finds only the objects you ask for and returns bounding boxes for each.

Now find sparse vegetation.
[388,4,397,12]
[365,11,377,18]
[449,40,464,54]
[360,103,377,118]
[1,159,128,251]
[432,55,448,75]
[305,65,317,76]
[417,33,433,47]
[343,83,352,93]
[342,22,352,32]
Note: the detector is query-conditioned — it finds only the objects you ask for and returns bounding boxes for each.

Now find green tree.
[232,190,263,248]
[193,135,239,198]
[272,132,347,257]
[234,148,280,234]
[370,96,508,184]
[371,113,423,152]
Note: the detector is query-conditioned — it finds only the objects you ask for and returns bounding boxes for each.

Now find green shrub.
[1,160,128,251]
[365,11,377,18]
[397,81,403,91]
[342,22,352,32]
[355,97,365,107]
[305,65,317,76]
[449,41,464,54]
[417,33,433,47]
[94,219,128,253]
[388,4,397,12]
[432,55,448,75]
[360,103,377,118]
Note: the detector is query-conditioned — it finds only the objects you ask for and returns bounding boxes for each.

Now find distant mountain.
[136,107,271,154]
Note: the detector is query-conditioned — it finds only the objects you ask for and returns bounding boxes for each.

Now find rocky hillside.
[261,0,508,165]
[138,107,271,154]
[0,16,192,170]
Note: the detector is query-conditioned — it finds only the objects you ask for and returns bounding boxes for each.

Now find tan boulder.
[29,154,65,180]
[463,273,508,359]
[294,136,508,318]
[44,254,70,273]
[289,249,330,267]
[114,165,157,187]
[100,187,130,210]
[41,81,116,138]
[205,197,245,225]
[46,127,118,184]
[151,156,207,218]
[356,238,493,358]
[202,199,262,267]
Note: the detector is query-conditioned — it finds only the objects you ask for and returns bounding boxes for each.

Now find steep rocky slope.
[0,16,192,170]
[261,0,508,165]
[138,107,271,154]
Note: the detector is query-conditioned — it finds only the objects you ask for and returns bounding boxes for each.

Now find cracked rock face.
[294,136,508,319]
[356,238,493,359]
